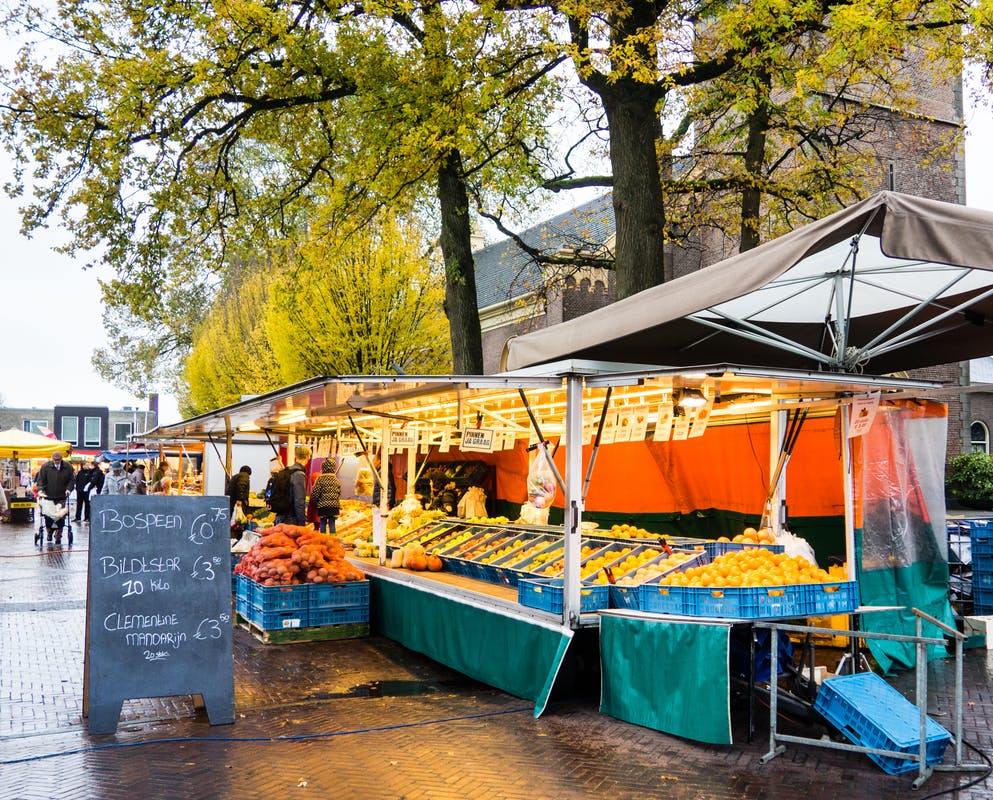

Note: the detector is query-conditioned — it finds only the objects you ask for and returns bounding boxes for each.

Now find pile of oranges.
[657,548,834,588]
[607,524,658,539]
[717,526,777,545]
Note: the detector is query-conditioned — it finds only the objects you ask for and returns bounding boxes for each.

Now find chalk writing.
[144,651,170,661]
[86,495,234,735]
[97,509,184,534]
[100,555,181,577]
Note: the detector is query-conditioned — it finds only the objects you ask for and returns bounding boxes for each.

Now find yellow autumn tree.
[265,216,451,380]
[180,266,284,416]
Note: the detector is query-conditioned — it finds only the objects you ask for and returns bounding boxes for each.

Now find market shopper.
[100,461,132,494]
[130,463,147,495]
[36,450,75,542]
[227,464,252,515]
[152,459,170,485]
[73,459,96,522]
[311,458,342,534]
[263,456,282,510]
[90,461,106,496]
[150,475,174,495]
[372,452,396,509]
[273,445,310,526]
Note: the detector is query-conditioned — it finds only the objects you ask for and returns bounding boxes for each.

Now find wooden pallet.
[235,613,369,645]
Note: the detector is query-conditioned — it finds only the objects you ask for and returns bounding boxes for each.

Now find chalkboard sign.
[85,494,234,734]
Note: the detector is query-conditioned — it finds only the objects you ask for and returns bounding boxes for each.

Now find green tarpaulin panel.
[599,614,732,745]
[858,557,953,674]
[370,576,572,717]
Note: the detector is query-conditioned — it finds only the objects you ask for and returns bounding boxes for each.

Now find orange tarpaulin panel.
[550,416,846,518]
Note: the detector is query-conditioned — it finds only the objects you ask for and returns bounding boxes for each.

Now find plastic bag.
[458,486,488,518]
[526,450,557,509]
[232,501,248,525]
[40,498,68,520]
[518,500,550,526]
[775,529,819,564]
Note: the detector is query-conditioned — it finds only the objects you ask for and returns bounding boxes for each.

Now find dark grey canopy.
[503,191,993,374]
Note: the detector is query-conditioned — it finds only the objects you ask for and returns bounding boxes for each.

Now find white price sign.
[389,428,418,449]
[460,428,496,452]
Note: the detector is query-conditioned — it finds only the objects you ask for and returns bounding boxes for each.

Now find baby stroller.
[34,493,73,547]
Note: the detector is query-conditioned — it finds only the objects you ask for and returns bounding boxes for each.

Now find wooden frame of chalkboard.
[84,494,235,734]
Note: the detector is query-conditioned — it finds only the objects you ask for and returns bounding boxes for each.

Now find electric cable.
[916,737,993,800]
[0,705,532,766]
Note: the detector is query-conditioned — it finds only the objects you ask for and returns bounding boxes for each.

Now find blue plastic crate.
[443,555,477,579]
[309,580,369,609]
[252,582,310,613]
[703,540,785,558]
[814,672,951,774]
[257,607,309,630]
[972,539,993,560]
[231,553,245,592]
[235,574,256,607]
[235,592,251,620]
[640,583,687,614]
[308,605,370,627]
[805,581,860,615]
[972,570,993,591]
[973,585,993,614]
[490,536,559,582]
[639,583,809,619]
[608,550,708,610]
[518,578,609,614]
[608,584,642,610]
[973,584,993,603]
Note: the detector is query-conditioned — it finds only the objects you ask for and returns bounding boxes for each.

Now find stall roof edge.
[143,364,944,443]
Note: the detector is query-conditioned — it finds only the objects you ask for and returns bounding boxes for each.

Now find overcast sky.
[1,89,992,427]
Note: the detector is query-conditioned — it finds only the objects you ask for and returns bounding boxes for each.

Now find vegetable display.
[234,523,365,586]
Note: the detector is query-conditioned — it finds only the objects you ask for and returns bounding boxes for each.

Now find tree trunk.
[600,81,667,299]
[739,70,771,253]
[436,150,484,374]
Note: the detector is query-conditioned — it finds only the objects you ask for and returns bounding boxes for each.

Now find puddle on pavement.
[307,679,461,700]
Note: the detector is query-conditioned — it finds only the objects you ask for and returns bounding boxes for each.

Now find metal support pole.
[840,407,856,581]
[562,375,584,628]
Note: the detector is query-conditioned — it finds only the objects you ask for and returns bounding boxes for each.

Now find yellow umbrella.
[0,428,72,459]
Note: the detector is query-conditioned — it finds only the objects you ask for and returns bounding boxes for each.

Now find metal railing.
[755,609,986,788]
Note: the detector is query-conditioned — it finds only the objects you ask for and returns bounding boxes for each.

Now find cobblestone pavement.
[2,517,992,799]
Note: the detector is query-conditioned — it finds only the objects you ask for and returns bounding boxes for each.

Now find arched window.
[971,421,990,454]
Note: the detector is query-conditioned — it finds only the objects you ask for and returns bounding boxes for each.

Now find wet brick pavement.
[2,517,992,799]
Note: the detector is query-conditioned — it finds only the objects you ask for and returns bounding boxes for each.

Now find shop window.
[23,419,49,435]
[61,417,79,446]
[114,422,133,444]
[84,416,101,448]
[971,421,990,454]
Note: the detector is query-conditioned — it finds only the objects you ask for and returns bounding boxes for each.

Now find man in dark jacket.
[227,465,252,515]
[36,450,75,541]
[73,460,95,522]
[275,445,311,527]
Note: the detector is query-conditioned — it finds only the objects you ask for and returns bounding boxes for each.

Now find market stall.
[140,365,944,722]
[0,428,72,523]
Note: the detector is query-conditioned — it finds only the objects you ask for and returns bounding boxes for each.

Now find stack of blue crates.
[235,574,370,631]
[968,520,993,614]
